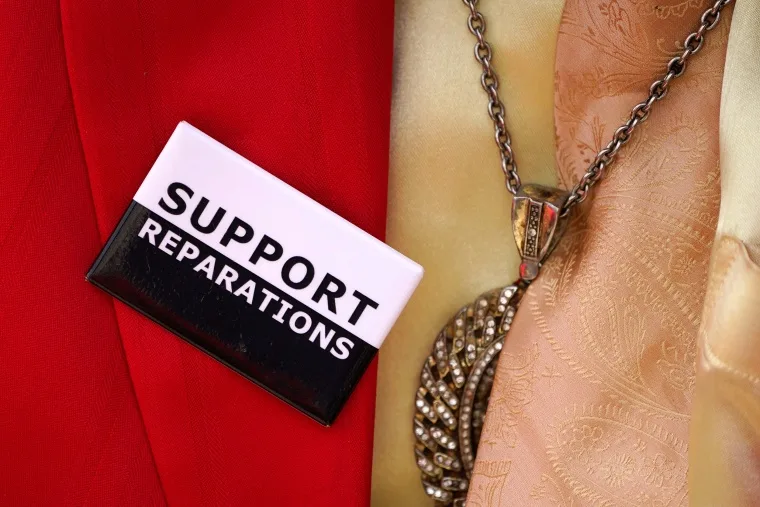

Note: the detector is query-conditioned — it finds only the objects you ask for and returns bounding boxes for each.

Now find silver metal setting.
[511,185,570,281]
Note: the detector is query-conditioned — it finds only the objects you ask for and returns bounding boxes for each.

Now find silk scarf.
[469,1,730,505]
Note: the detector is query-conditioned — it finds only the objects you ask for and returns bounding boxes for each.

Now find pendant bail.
[511,184,570,282]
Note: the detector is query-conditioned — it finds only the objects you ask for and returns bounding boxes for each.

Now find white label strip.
[133,122,423,348]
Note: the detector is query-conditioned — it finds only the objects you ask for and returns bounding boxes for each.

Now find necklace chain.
[462,0,732,215]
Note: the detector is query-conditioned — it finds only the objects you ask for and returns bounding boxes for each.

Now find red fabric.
[0,1,394,505]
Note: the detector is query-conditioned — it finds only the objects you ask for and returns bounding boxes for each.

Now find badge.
[87,122,423,425]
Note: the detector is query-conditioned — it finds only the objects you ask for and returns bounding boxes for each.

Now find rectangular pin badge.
[87,122,423,425]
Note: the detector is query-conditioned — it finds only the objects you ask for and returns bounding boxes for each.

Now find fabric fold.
[690,237,760,506]
[0,2,165,504]
[689,2,760,505]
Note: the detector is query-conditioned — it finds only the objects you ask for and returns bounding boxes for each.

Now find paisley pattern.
[468,1,731,504]
[547,405,689,506]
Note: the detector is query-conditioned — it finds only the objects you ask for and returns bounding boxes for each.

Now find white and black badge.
[87,122,423,425]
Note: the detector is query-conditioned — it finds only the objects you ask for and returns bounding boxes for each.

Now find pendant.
[413,185,569,505]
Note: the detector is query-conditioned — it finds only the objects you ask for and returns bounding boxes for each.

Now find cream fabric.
[714,0,760,261]
[689,2,760,505]
[371,1,562,505]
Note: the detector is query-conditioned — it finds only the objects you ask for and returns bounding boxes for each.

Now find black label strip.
[87,202,377,425]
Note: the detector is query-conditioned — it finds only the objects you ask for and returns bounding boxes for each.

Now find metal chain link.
[463,0,521,194]
[461,0,732,212]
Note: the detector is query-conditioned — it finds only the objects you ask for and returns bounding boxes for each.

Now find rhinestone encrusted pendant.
[414,185,568,505]
[414,284,522,505]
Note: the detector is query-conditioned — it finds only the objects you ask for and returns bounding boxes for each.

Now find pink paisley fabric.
[469,2,731,505]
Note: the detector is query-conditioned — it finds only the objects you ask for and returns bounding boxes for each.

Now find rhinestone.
[416,448,443,478]
[416,284,522,501]
[422,481,452,503]
[435,382,460,410]
[421,365,436,396]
